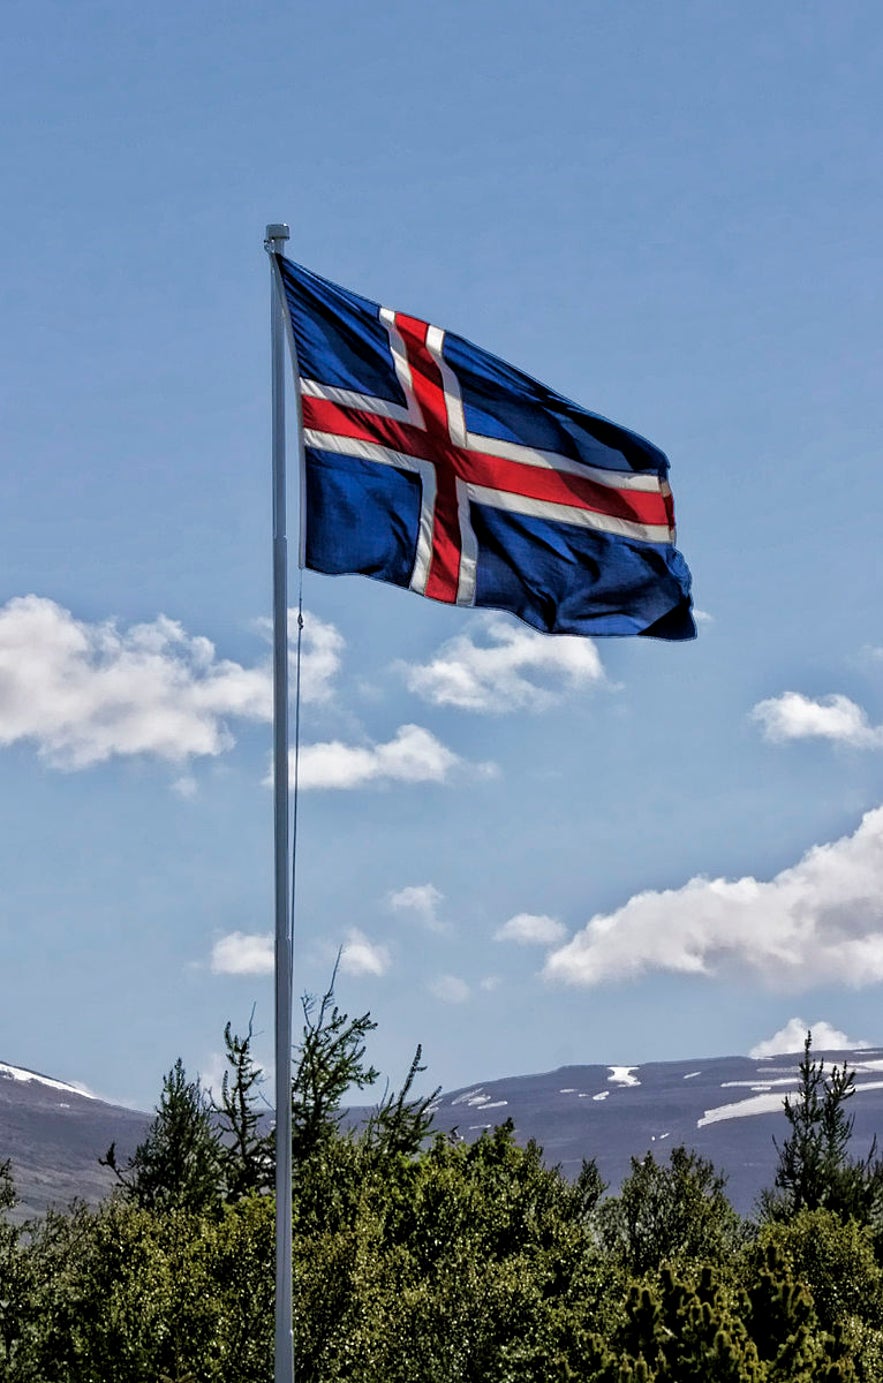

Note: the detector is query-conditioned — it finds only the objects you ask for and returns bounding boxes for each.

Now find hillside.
[3,1046,883,1217]
[0,1062,147,1219]
[361,1046,883,1214]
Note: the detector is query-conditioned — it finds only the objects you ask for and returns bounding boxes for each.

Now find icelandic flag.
[276,257,695,640]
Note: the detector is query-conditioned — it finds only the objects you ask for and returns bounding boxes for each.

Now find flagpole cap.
[265,223,290,251]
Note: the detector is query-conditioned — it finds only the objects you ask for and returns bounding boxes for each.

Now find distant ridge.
[4,1048,883,1218]
[0,1061,98,1101]
[355,1046,883,1214]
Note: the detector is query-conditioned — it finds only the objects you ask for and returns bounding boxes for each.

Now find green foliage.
[4,1001,883,1380]
[214,1014,272,1201]
[102,1058,222,1215]
[0,1162,13,1219]
[362,1043,440,1161]
[753,1208,883,1333]
[577,1251,857,1381]
[0,1161,28,1370]
[4,1196,273,1383]
[761,1031,883,1224]
[290,972,379,1161]
[289,1121,614,1382]
[598,1144,744,1276]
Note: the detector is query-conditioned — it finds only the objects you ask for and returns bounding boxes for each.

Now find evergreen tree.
[214,1014,272,1201]
[291,969,379,1161]
[761,1031,883,1223]
[363,1043,439,1160]
[103,1058,222,1214]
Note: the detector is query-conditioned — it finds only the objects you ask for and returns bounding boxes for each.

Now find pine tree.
[291,970,379,1161]
[761,1031,883,1223]
[214,1014,272,1201]
[363,1044,440,1160]
[103,1058,222,1213]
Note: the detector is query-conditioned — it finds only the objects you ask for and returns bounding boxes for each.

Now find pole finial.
[265,223,290,252]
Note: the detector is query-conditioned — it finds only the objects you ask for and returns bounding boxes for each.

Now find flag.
[276,256,695,640]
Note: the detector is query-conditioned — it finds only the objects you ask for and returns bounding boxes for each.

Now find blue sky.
[3,1,883,1111]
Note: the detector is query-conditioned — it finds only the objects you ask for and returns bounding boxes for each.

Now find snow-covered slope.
[0,1061,97,1101]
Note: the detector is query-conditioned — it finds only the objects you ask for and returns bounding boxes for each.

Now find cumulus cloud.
[210,931,274,976]
[295,614,344,703]
[198,1050,230,1097]
[429,974,471,1004]
[294,724,476,790]
[339,928,391,978]
[389,883,448,932]
[255,610,344,703]
[0,595,273,768]
[750,1018,871,1059]
[0,595,347,771]
[544,805,883,991]
[398,613,604,713]
[494,912,567,946]
[752,692,883,748]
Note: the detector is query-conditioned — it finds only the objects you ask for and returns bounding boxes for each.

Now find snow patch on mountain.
[608,1066,640,1088]
[698,1078,883,1128]
[0,1062,96,1100]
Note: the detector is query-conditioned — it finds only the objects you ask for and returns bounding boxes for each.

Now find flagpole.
[265,221,294,1383]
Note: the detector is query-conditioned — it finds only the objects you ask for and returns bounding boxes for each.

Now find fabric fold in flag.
[277,256,695,640]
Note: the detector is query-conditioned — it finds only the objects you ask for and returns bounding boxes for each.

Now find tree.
[12,1196,274,1383]
[0,1159,28,1370]
[761,1032,883,1224]
[103,1058,222,1214]
[753,1208,883,1339]
[574,1252,857,1382]
[363,1044,440,1160]
[214,1013,272,1201]
[290,969,379,1161]
[598,1145,743,1277]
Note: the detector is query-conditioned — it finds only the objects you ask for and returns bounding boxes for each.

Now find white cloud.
[544,805,883,991]
[693,608,715,625]
[198,1050,229,1097]
[0,596,348,772]
[494,912,567,946]
[479,975,501,992]
[294,613,345,703]
[429,974,471,1004]
[210,931,274,976]
[0,595,273,768]
[389,883,448,932]
[752,692,883,748]
[172,774,198,799]
[257,610,344,703]
[295,724,467,790]
[339,928,391,978]
[398,613,604,713]
[749,1018,871,1059]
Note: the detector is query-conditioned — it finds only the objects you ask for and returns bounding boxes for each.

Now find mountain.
[3,1047,883,1219]
[391,1046,883,1215]
[0,1062,148,1219]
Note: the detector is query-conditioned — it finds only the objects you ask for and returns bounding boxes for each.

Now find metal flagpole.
[265,221,294,1383]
